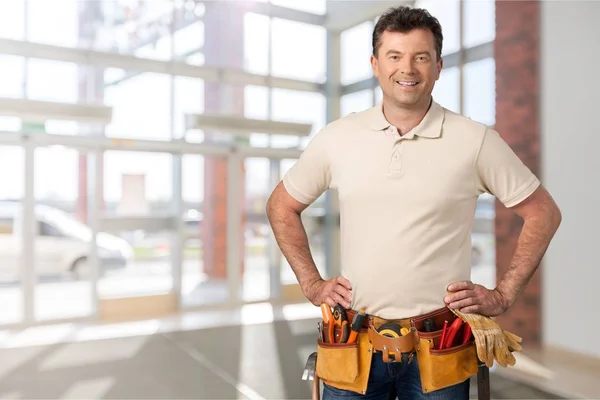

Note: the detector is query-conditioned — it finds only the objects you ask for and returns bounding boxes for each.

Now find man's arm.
[494,184,562,308]
[266,182,352,308]
[446,184,561,315]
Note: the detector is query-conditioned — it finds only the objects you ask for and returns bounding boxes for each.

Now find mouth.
[395,80,419,87]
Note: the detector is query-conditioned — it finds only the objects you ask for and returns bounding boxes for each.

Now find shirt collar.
[367,98,445,138]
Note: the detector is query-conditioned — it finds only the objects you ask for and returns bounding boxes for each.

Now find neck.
[382,96,432,135]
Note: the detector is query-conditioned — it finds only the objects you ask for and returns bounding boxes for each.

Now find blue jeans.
[322,352,470,400]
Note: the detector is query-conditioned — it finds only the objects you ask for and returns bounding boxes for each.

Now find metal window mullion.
[22,0,28,99]
[21,140,35,324]
[459,0,465,116]
[87,150,100,314]
[265,11,283,300]
[227,151,242,304]
[169,3,183,306]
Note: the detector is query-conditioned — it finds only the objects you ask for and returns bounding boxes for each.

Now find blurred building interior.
[0,0,598,399]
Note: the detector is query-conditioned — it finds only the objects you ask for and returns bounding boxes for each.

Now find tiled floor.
[0,310,567,399]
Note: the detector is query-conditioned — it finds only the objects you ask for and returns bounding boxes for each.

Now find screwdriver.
[346,309,367,344]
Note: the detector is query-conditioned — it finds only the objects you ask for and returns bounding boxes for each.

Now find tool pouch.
[367,324,419,363]
[316,322,373,395]
[413,309,479,394]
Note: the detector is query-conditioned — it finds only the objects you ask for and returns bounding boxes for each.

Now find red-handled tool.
[346,309,367,344]
[320,304,335,343]
[441,317,464,349]
[438,320,449,350]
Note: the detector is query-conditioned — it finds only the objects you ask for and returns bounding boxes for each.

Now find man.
[266,5,561,400]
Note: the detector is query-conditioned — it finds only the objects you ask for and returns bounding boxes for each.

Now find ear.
[370,54,379,78]
[435,57,443,80]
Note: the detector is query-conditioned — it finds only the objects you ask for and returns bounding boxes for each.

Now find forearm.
[267,206,322,293]
[496,206,562,307]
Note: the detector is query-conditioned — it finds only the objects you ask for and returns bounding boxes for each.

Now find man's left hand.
[444,281,510,317]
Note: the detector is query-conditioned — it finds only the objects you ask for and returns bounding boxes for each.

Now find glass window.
[104,151,173,215]
[35,146,78,201]
[415,0,460,56]
[44,121,79,136]
[341,21,374,85]
[93,0,174,59]
[271,88,326,147]
[0,118,22,132]
[100,151,174,299]
[464,58,495,126]
[180,153,232,307]
[104,72,172,140]
[0,146,23,325]
[433,66,460,114]
[133,37,172,62]
[27,0,77,47]
[245,85,271,148]
[0,55,24,98]
[174,77,205,139]
[271,18,326,82]
[0,0,25,40]
[341,90,373,116]
[27,59,78,103]
[0,146,24,200]
[271,0,326,15]
[244,13,270,76]
[463,0,495,48]
[173,22,205,59]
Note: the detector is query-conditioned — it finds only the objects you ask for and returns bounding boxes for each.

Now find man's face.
[371,29,442,109]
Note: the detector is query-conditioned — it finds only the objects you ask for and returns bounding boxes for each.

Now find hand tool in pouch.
[346,309,367,344]
[332,305,350,343]
[441,317,464,349]
[302,352,320,400]
[320,304,335,343]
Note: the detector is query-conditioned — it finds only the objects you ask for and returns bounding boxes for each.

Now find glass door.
[0,146,25,325]
[242,157,272,302]
[33,146,95,321]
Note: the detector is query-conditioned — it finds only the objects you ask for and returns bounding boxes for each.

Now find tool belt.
[315,306,479,395]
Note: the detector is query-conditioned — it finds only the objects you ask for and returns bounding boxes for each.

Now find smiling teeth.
[397,81,417,86]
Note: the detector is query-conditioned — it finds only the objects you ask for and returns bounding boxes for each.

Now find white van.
[0,201,133,281]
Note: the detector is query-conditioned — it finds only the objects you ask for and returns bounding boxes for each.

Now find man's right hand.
[303,276,353,309]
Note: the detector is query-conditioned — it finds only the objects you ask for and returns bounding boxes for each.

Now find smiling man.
[266,5,561,400]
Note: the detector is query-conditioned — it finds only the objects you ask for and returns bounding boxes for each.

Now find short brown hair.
[372,6,443,60]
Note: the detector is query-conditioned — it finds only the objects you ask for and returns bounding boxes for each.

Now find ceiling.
[324,0,415,31]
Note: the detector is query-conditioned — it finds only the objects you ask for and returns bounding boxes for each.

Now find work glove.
[449,308,523,368]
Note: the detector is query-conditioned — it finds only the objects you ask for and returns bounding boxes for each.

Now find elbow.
[266,194,275,222]
[552,204,562,232]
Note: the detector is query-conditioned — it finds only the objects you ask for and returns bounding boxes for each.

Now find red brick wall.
[494,0,541,347]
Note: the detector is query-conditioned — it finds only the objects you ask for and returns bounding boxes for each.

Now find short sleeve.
[282,130,332,205]
[474,128,541,207]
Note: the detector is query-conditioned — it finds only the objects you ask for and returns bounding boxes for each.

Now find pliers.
[333,305,350,343]
[320,304,335,343]
[320,304,350,343]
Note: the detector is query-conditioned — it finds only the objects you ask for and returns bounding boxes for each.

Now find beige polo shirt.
[282,100,540,319]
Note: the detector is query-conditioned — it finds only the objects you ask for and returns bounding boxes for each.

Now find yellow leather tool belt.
[315,307,479,395]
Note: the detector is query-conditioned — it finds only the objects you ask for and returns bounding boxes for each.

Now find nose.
[399,57,416,75]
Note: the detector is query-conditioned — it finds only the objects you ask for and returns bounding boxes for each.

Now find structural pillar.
[202,2,245,280]
[77,1,104,223]
[494,0,541,348]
